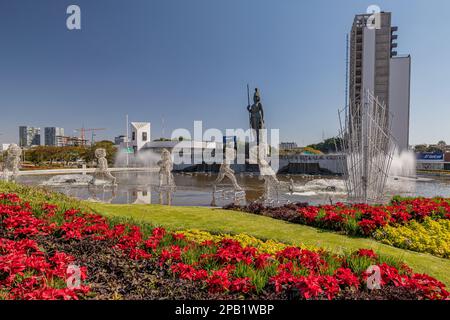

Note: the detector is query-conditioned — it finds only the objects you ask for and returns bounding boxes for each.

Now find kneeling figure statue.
[90,148,116,185]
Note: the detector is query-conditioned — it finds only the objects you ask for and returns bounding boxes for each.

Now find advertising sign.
[416,153,444,161]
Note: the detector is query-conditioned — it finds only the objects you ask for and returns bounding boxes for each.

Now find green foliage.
[413,144,444,153]
[22,141,117,167]
[83,140,117,165]
[307,137,343,154]
[344,217,360,236]
[24,145,87,166]
[345,255,373,275]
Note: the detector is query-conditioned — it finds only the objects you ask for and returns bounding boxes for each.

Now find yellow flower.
[175,229,315,255]
[374,218,450,258]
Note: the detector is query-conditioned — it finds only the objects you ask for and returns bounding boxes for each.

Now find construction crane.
[74,128,106,146]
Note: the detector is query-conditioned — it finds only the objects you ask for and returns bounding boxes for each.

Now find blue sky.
[0,0,449,146]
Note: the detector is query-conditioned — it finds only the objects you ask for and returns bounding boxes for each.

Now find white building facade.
[389,55,411,151]
[130,122,151,152]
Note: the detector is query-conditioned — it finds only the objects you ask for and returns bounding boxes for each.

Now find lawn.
[89,202,450,287]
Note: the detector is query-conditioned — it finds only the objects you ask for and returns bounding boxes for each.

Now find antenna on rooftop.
[161,116,165,139]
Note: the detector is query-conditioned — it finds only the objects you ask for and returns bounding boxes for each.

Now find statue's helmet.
[95,148,106,158]
[253,88,261,103]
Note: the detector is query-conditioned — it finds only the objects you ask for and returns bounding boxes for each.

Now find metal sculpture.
[338,89,395,203]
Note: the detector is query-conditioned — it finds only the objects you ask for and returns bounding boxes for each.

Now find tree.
[307,137,343,154]
[82,141,117,166]
[413,144,428,153]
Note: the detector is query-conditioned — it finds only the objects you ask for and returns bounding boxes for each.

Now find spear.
[247,83,250,107]
[247,84,251,129]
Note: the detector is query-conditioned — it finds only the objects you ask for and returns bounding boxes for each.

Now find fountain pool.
[15,171,450,206]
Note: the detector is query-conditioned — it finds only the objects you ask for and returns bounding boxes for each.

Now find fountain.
[115,147,161,168]
[42,174,94,186]
[389,149,416,178]
[338,89,395,203]
[1,144,22,182]
[41,148,117,187]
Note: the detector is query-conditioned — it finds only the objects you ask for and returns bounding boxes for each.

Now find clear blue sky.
[0,0,449,146]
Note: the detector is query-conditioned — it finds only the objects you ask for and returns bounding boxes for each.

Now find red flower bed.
[226,197,450,236]
[0,193,448,300]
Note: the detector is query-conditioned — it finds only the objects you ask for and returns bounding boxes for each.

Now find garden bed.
[224,198,450,258]
[0,192,448,300]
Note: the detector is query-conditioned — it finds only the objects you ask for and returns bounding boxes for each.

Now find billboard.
[416,153,444,161]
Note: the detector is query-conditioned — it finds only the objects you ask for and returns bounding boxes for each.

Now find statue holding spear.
[246,85,265,145]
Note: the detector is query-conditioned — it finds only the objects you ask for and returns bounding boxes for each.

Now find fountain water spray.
[389,149,416,178]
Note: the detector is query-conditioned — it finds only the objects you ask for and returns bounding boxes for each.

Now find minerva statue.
[247,87,265,145]
[157,149,174,187]
[90,148,116,185]
[2,144,22,181]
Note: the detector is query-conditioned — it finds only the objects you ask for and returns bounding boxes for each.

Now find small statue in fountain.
[213,146,243,192]
[256,143,280,203]
[157,149,174,187]
[90,148,116,185]
[289,178,295,194]
[211,145,244,206]
[2,144,22,182]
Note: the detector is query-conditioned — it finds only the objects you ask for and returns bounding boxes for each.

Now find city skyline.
[1,0,450,146]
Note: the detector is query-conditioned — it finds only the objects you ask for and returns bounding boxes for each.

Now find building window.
[142,132,147,141]
[132,132,136,141]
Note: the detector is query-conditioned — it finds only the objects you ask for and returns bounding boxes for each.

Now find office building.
[19,126,41,147]
[44,127,65,146]
[280,142,298,150]
[114,135,127,146]
[348,11,410,151]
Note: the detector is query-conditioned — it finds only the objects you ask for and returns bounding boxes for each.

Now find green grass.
[89,202,450,287]
[1,180,449,287]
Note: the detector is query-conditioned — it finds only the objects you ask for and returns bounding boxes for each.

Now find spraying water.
[389,149,416,177]
[114,149,161,168]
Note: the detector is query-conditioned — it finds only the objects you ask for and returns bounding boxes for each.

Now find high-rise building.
[19,126,41,147]
[114,135,126,145]
[280,142,298,150]
[348,11,410,151]
[44,127,65,146]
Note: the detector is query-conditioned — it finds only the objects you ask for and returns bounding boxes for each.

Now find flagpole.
[126,114,129,167]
